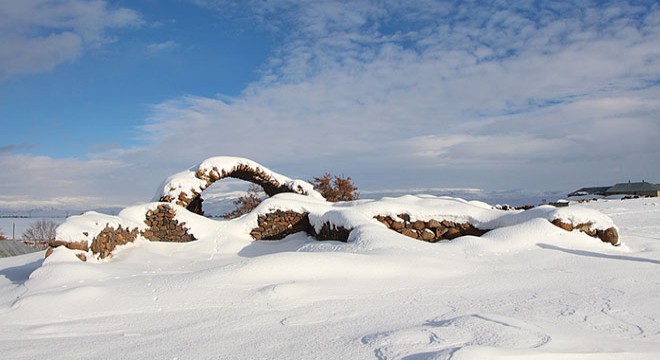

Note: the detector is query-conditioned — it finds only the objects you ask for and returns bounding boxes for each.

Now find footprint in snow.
[361,313,550,360]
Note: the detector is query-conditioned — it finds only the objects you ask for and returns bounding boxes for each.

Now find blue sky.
[1,0,660,209]
[1,1,270,157]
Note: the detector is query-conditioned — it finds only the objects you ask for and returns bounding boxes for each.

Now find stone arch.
[157,157,322,215]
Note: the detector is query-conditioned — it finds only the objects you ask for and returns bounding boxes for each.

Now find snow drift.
[49,156,619,262]
[3,157,658,360]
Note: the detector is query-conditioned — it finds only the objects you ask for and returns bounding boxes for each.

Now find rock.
[551,219,619,246]
[597,227,619,245]
[426,219,441,229]
[444,227,461,239]
[390,221,405,231]
[575,223,596,236]
[436,226,448,238]
[462,224,488,237]
[412,220,426,231]
[401,228,418,239]
[551,219,573,231]
[420,229,435,241]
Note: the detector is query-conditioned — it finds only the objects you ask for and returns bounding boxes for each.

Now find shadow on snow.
[537,243,660,265]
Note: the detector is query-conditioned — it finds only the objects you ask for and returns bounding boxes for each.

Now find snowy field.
[0,197,659,359]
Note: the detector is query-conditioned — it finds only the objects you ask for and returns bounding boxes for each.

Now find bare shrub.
[223,184,265,219]
[0,227,6,240]
[223,172,360,218]
[22,219,58,243]
[310,173,359,202]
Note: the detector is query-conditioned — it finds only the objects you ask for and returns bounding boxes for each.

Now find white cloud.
[4,1,660,209]
[139,0,660,191]
[0,0,142,78]
[0,153,153,210]
[146,40,180,54]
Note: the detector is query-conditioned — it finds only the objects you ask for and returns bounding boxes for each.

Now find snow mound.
[47,156,621,263]
[52,195,620,263]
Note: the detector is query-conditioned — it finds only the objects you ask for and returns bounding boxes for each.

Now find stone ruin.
[374,215,487,242]
[248,212,619,246]
[550,219,619,245]
[250,210,352,242]
[47,204,196,261]
[143,204,197,243]
[46,156,620,261]
[159,162,313,216]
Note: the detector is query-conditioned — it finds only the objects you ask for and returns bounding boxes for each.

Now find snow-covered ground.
[1,197,659,359]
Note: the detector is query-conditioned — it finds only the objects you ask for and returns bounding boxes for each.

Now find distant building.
[605,181,660,197]
[567,187,609,197]
[568,181,660,198]
[0,240,39,257]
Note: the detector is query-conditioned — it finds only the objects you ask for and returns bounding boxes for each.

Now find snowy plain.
[0,197,659,359]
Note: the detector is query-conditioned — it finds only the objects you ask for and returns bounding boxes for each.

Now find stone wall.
[250,210,312,240]
[160,163,308,215]
[46,239,89,259]
[47,204,196,260]
[143,204,196,243]
[551,219,619,245]
[373,214,618,245]
[314,223,352,242]
[250,210,352,242]
[46,205,620,261]
[90,225,139,260]
[374,215,488,242]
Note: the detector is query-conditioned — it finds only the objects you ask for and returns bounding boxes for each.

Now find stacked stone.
[250,210,312,240]
[46,239,89,259]
[160,163,304,215]
[250,210,354,241]
[90,225,139,259]
[550,219,619,245]
[374,214,488,242]
[143,204,196,243]
[314,223,352,242]
[198,164,289,197]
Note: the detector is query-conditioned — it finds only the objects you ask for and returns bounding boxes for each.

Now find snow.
[1,197,659,359]
[155,156,324,202]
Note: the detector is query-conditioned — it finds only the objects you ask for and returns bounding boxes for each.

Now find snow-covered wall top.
[48,156,621,262]
[154,156,324,209]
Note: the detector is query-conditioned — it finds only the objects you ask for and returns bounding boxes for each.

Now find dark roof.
[606,182,660,193]
[0,240,39,257]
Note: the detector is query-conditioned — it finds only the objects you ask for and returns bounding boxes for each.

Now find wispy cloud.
[3,1,660,208]
[0,144,36,155]
[0,0,142,79]
[0,153,145,209]
[144,0,660,189]
[146,40,180,54]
